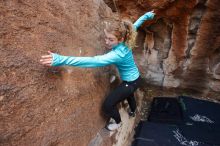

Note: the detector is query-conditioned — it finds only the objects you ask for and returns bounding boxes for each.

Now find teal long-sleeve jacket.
[52,11,155,82]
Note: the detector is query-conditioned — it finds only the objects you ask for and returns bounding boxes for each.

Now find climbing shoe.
[105,122,121,131]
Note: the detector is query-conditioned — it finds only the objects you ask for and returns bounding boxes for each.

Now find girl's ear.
[119,37,124,43]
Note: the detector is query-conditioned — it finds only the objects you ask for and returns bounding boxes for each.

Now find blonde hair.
[104,19,137,49]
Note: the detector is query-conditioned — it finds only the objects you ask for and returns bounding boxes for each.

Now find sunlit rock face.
[105,0,220,95]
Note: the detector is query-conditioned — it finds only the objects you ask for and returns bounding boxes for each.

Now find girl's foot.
[105,122,121,131]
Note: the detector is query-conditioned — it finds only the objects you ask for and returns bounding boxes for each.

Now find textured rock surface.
[105,0,220,96]
[0,0,113,146]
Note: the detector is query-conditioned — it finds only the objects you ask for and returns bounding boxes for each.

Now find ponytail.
[122,20,137,49]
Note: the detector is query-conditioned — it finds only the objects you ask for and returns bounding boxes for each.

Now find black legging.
[103,76,141,124]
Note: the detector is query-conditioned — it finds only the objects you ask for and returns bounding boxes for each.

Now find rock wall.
[105,0,220,96]
[0,0,114,145]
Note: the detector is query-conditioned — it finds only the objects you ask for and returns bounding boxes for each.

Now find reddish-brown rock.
[0,0,114,145]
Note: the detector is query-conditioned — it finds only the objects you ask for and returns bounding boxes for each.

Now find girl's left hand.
[40,51,53,66]
[150,10,156,16]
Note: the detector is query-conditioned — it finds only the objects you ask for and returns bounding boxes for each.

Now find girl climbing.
[40,10,155,131]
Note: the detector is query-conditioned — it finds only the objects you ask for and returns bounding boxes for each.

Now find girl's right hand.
[40,51,53,66]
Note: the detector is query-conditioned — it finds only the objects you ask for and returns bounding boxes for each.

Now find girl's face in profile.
[104,29,123,49]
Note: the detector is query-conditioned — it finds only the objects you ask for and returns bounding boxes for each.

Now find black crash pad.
[148,97,183,124]
[132,121,210,146]
[133,96,220,146]
[179,96,220,145]
[179,96,220,126]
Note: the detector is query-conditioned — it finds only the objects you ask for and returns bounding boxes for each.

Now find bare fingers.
[40,51,53,66]
[151,10,155,15]
[40,59,52,66]
[41,55,52,59]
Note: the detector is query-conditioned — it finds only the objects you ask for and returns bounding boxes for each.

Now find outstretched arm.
[133,10,155,30]
[40,51,120,68]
